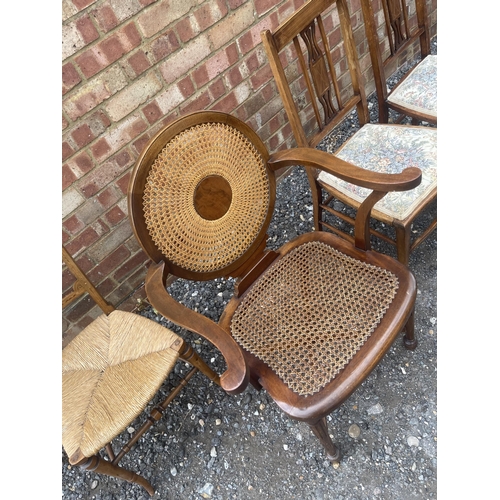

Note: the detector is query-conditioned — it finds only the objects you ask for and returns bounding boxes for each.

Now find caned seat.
[62,247,221,496]
[229,239,400,397]
[128,110,421,464]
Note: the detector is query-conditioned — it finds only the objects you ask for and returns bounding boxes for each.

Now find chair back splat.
[62,246,220,496]
[260,0,437,266]
[128,109,422,465]
[261,0,370,149]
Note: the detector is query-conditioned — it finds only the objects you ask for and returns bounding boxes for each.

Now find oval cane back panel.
[142,122,271,275]
[230,241,399,396]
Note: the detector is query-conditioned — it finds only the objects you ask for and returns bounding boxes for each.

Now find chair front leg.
[179,340,221,386]
[76,454,155,496]
[307,416,340,464]
[403,308,418,350]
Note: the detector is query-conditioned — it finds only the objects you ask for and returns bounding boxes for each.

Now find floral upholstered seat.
[317,124,437,221]
[387,55,437,121]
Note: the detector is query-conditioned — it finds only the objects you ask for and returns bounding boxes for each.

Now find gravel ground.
[62,40,438,500]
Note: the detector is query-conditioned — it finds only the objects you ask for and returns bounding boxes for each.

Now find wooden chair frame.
[261,0,370,150]
[260,0,436,265]
[62,247,220,496]
[360,0,435,124]
[128,110,421,464]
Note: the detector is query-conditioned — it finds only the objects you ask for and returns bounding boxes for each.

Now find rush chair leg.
[179,340,221,386]
[78,364,203,496]
[307,417,341,465]
[76,455,155,496]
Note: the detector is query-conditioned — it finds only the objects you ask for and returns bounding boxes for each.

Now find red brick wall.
[62,0,437,346]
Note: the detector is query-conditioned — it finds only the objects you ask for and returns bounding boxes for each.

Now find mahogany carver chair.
[62,246,220,496]
[260,0,437,266]
[360,0,437,124]
[127,110,422,464]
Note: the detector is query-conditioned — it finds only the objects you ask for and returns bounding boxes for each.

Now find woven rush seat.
[62,310,181,464]
[317,124,437,221]
[230,240,399,396]
[387,55,437,120]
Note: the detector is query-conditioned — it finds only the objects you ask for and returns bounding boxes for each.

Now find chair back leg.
[395,224,411,266]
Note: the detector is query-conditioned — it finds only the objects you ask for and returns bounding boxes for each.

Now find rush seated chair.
[260,0,437,265]
[127,110,421,464]
[62,246,220,496]
[360,0,437,124]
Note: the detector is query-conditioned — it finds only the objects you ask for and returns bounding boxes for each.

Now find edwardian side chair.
[127,110,421,464]
[260,0,437,265]
[62,246,220,496]
[360,0,437,124]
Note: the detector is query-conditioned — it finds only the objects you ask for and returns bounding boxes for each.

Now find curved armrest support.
[268,148,422,192]
[145,261,249,394]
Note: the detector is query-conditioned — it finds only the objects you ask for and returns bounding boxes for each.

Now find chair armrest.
[268,148,422,192]
[145,261,249,394]
[268,147,422,251]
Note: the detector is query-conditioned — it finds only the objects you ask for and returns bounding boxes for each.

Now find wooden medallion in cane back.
[142,122,271,275]
[230,240,400,396]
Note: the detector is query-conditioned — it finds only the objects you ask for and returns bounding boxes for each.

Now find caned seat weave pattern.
[230,241,399,396]
[62,310,180,464]
[143,123,270,273]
